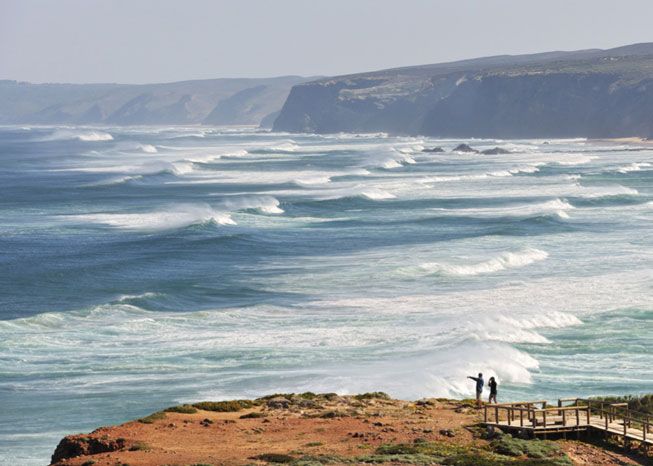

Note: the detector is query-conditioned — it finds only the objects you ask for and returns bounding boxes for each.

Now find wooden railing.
[483,402,590,429]
[484,398,652,444]
[564,398,652,442]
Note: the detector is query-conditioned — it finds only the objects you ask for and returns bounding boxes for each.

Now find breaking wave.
[432,198,574,219]
[425,165,540,182]
[220,196,284,214]
[406,248,549,277]
[62,204,236,231]
[44,129,114,142]
[615,162,652,173]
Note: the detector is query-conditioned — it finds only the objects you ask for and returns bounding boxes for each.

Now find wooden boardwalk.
[482,397,652,453]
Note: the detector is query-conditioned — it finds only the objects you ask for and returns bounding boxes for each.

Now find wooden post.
[623,417,627,443]
[586,408,590,425]
[495,406,499,423]
[643,420,646,443]
[508,408,512,426]
[575,408,579,426]
[562,409,566,426]
[484,405,488,423]
[520,409,524,427]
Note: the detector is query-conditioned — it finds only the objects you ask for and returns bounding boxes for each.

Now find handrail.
[492,400,547,407]
[482,399,652,444]
[533,406,590,413]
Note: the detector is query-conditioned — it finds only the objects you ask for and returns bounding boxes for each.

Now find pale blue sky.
[2,0,653,84]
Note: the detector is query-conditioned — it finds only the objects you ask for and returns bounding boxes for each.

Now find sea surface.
[0,126,651,465]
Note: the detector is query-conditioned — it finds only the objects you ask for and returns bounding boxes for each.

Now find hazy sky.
[2,0,653,84]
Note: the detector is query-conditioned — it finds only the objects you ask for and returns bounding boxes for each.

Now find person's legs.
[476,390,482,407]
[489,393,497,404]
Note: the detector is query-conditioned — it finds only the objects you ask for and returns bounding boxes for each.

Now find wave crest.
[411,248,549,277]
[63,204,236,232]
[45,129,114,142]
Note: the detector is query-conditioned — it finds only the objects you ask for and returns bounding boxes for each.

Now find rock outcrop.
[51,434,126,464]
[452,144,479,153]
[481,147,512,155]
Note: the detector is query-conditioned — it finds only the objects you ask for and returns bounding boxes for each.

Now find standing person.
[467,373,484,407]
[488,377,498,404]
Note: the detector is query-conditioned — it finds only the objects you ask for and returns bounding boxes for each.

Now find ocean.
[0,125,651,465]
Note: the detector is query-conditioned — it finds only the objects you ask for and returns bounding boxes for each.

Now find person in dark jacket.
[488,376,498,404]
[467,373,484,407]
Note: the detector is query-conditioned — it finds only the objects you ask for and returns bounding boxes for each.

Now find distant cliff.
[274,43,653,138]
[0,76,311,126]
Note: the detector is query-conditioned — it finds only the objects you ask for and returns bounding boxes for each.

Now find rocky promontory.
[273,43,653,139]
[49,393,648,466]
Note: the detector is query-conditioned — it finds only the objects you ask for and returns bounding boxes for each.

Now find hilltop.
[0,76,312,127]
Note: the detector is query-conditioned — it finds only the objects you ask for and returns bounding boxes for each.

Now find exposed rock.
[415,399,435,407]
[440,428,456,437]
[422,147,445,153]
[51,435,126,464]
[481,147,511,155]
[267,396,291,409]
[452,144,479,153]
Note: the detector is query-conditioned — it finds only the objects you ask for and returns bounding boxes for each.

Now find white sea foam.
[431,198,574,219]
[549,154,598,165]
[573,185,638,199]
[368,147,418,169]
[220,195,284,214]
[89,174,144,186]
[44,129,114,142]
[139,144,158,153]
[615,162,652,173]
[411,248,549,276]
[293,175,332,186]
[360,188,397,200]
[425,165,540,182]
[63,204,236,231]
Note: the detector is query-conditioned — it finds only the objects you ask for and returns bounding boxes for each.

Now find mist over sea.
[0,125,651,465]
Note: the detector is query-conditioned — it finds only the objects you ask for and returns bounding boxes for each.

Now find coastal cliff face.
[273,43,653,138]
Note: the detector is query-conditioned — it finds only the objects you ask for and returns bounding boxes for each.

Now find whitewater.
[0,126,652,465]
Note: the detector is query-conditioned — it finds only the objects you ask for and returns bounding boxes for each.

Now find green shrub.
[192,400,254,412]
[250,453,295,463]
[590,394,653,415]
[128,441,149,451]
[491,434,565,459]
[256,393,295,402]
[164,404,198,414]
[319,410,344,419]
[240,411,267,419]
[354,392,390,401]
[138,411,166,424]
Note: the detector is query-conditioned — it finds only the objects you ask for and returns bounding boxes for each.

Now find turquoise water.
[0,126,651,465]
